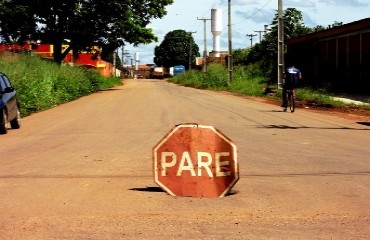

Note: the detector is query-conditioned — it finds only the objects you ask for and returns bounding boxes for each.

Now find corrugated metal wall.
[286,19,370,94]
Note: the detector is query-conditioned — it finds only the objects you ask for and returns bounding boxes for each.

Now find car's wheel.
[0,109,8,134]
[10,107,21,129]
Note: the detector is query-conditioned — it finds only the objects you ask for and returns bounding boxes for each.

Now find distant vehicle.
[169,67,174,77]
[136,74,143,79]
[0,72,21,134]
[152,67,165,79]
[173,65,186,76]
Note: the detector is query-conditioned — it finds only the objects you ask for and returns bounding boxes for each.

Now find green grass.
[1,53,368,117]
[229,65,267,96]
[296,88,370,110]
[170,63,269,96]
[0,53,122,116]
[170,64,228,89]
[170,63,370,110]
[170,63,267,95]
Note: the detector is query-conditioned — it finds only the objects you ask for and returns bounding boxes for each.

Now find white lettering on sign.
[160,151,231,177]
[197,152,213,177]
[176,152,196,176]
[161,152,177,176]
[215,152,231,176]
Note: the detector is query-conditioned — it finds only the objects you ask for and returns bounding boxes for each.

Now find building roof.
[128,64,151,70]
[287,18,370,44]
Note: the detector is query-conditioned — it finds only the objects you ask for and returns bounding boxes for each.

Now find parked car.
[0,72,21,134]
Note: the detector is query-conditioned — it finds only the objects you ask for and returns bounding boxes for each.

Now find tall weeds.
[0,53,122,116]
[170,63,268,96]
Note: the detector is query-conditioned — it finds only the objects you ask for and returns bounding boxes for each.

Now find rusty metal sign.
[153,124,239,198]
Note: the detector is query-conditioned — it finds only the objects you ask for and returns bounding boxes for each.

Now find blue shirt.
[285,67,301,86]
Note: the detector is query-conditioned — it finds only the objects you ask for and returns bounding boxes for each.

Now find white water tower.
[211,8,222,58]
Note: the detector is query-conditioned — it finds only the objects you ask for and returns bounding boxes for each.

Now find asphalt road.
[1,79,369,240]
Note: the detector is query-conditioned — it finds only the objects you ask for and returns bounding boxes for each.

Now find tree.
[327,21,343,29]
[0,0,173,63]
[245,8,311,83]
[232,48,249,66]
[0,1,36,43]
[311,21,343,33]
[274,8,311,40]
[154,30,199,69]
[311,25,326,32]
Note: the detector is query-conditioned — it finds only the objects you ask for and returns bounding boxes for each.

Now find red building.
[0,43,114,77]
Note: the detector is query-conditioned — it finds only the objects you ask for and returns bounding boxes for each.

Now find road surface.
[1,79,369,239]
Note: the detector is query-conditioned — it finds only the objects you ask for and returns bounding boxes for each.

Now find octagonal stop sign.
[153,124,239,198]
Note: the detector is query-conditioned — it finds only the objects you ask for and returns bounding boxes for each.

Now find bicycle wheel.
[289,92,295,113]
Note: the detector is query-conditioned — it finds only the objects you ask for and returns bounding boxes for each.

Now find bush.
[170,64,228,89]
[230,64,268,96]
[170,63,268,96]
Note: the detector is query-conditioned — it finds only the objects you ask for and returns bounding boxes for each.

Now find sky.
[122,0,370,65]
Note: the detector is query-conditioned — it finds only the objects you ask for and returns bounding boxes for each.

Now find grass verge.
[0,52,122,116]
[169,63,370,111]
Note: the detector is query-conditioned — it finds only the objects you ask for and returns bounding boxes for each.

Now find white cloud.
[286,0,316,8]
[318,0,368,7]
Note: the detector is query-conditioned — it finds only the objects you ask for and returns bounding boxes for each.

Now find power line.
[232,0,274,26]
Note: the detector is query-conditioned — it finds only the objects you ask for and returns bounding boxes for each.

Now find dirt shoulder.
[220,89,370,122]
[166,80,370,123]
[257,95,370,122]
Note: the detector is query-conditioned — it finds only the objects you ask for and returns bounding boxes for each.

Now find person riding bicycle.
[282,64,302,110]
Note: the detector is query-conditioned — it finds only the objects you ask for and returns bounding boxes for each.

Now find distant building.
[0,43,116,78]
[196,51,228,68]
[286,18,370,93]
[131,64,151,79]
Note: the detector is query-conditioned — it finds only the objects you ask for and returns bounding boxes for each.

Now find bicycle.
[283,88,295,113]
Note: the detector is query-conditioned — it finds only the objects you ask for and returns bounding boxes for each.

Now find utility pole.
[264,24,270,33]
[188,31,197,70]
[246,34,257,48]
[227,0,233,85]
[254,30,265,42]
[121,46,124,67]
[197,17,211,72]
[113,50,116,76]
[121,46,126,66]
[121,46,130,66]
[278,0,285,88]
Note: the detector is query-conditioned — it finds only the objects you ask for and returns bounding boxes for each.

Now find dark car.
[0,72,21,134]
